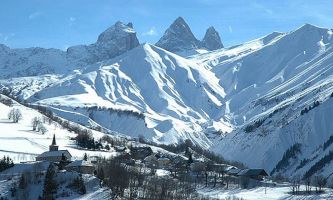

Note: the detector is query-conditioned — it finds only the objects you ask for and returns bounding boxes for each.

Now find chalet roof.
[37,150,72,158]
[227,168,242,175]
[158,157,170,161]
[66,160,94,167]
[237,169,268,177]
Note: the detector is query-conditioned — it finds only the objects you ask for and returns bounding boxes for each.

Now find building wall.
[36,155,71,162]
[66,166,95,174]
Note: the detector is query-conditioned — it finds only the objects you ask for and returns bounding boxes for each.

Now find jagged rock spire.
[156,17,200,53]
[201,26,224,50]
[67,21,140,64]
[156,17,224,53]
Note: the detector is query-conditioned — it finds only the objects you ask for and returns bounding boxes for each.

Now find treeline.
[0,156,14,172]
[300,101,320,115]
[75,130,103,150]
[271,143,301,175]
[244,119,265,133]
[323,135,333,151]
[86,106,145,120]
[138,138,244,169]
[95,156,211,200]
[0,95,14,107]
[304,151,333,179]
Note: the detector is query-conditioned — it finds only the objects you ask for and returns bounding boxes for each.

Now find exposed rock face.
[67,21,140,64]
[155,17,200,53]
[201,26,223,50]
[156,17,224,54]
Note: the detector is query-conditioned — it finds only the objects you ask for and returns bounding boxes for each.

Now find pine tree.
[42,164,57,200]
[83,153,88,161]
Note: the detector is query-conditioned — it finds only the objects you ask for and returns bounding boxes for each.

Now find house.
[207,163,230,173]
[144,154,158,167]
[237,169,268,180]
[90,156,100,164]
[130,146,153,160]
[36,134,72,162]
[65,160,95,174]
[227,168,242,176]
[114,146,127,152]
[157,157,171,168]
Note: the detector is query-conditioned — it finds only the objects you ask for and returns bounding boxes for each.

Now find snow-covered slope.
[190,24,333,179]
[0,95,113,162]
[2,19,333,180]
[23,43,228,146]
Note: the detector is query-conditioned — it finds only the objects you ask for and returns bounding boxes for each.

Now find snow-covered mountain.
[14,43,227,146]
[1,17,333,180]
[0,21,139,79]
[156,17,223,55]
[190,24,333,179]
[67,21,139,65]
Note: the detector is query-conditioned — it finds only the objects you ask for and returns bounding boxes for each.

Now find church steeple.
[52,134,56,145]
[49,134,59,151]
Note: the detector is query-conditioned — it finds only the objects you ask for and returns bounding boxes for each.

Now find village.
[37,133,268,184]
[18,132,271,199]
[0,95,332,199]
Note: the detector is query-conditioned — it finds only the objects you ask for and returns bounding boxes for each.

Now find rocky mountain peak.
[96,21,139,47]
[155,17,200,53]
[201,26,223,50]
[67,21,140,64]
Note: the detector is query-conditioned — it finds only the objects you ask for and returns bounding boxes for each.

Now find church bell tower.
[49,134,59,151]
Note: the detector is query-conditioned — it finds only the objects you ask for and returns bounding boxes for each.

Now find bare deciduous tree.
[31,117,41,131]
[8,108,22,123]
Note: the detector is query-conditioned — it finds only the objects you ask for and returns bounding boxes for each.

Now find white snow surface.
[2,22,333,180]
[0,95,115,163]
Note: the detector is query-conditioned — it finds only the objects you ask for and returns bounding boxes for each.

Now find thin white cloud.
[2,33,15,42]
[252,2,273,15]
[29,11,42,20]
[69,17,76,27]
[142,27,158,36]
[69,17,76,22]
[228,26,233,33]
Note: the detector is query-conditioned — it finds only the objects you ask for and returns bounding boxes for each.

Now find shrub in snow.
[38,123,48,135]
[7,108,22,123]
[31,117,42,131]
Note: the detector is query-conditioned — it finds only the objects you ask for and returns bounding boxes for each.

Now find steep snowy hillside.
[24,43,229,146]
[2,17,333,180]
[190,24,333,179]
[0,94,113,162]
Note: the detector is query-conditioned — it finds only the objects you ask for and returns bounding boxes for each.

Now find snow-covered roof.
[158,157,170,161]
[66,160,94,167]
[237,169,268,176]
[37,150,71,158]
[227,168,241,175]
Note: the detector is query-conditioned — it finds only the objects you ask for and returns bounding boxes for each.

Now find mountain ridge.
[1,20,333,180]
[156,17,224,54]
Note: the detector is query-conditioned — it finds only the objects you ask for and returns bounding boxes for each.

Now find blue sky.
[1,0,332,50]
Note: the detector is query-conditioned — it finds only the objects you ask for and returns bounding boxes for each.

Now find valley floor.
[198,184,333,200]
